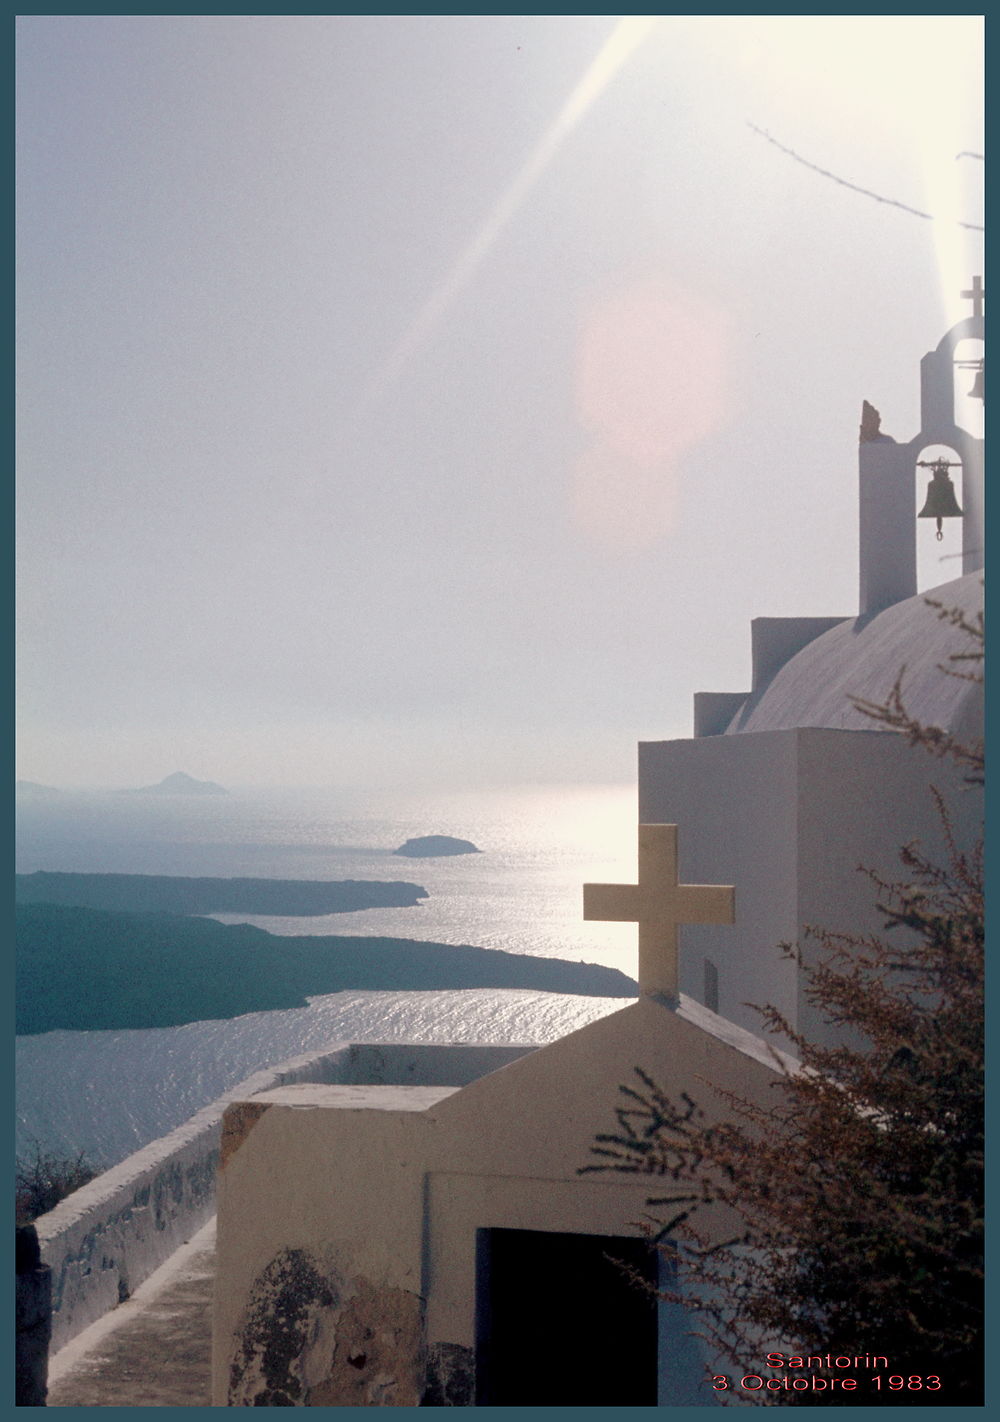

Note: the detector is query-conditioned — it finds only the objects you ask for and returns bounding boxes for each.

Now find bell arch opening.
[914,442,963,592]
[952,337,984,440]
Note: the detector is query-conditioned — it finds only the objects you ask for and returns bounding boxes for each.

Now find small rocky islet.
[393,835,481,858]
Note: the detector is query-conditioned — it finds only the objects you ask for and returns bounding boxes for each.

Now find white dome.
[727,573,983,742]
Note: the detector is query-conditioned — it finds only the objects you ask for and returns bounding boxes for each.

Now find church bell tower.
[858,279,984,616]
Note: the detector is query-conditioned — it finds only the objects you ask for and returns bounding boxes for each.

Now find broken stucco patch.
[219,1101,271,1170]
[421,1341,475,1406]
[306,1274,424,1406]
[229,1248,339,1405]
[228,1250,425,1407]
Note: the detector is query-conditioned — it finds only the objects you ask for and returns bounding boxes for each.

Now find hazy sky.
[16,15,984,790]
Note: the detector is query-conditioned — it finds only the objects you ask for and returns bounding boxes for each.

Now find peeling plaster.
[422,1342,475,1406]
[229,1248,337,1405]
[308,1275,424,1406]
[228,1249,425,1406]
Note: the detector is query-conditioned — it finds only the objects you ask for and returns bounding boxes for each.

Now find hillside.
[16,871,428,916]
[16,903,637,1033]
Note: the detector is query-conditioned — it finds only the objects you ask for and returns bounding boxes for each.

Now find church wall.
[212,1001,783,1405]
[213,724,981,1403]
[421,998,784,1367]
[214,1085,455,1406]
[638,725,980,1050]
[424,997,784,1180]
[638,729,801,1038]
[794,727,980,1047]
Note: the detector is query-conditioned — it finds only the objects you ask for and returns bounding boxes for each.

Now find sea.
[15,782,640,1168]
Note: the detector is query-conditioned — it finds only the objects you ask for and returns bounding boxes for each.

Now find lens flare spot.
[572,278,729,551]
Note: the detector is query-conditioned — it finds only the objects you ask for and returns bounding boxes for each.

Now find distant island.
[15,871,428,917]
[15,780,63,798]
[123,771,228,796]
[394,835,481,858]
[16,903,638,1033]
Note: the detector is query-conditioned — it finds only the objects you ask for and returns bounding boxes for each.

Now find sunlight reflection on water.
[16,783,640,1165]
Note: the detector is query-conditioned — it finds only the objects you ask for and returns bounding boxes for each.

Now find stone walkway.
[46,1220,215,1408]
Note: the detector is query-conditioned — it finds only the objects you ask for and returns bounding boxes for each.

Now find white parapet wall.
[37,1040,536,1354]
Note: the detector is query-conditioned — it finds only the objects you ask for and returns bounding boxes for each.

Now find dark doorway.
[475,1227,658,1405]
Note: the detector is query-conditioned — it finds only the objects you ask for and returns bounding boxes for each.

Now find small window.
[704,959,719,1014]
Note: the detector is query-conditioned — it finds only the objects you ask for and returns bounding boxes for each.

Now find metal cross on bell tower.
[961,276,985,320]
[958,277,985,401]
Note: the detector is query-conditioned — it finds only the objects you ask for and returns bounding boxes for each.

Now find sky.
[16,15,984,791]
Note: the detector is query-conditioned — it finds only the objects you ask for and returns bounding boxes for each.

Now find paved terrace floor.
[46,1219,215,1408]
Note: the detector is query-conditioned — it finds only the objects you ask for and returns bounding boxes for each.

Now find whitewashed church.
[211,295,984,1406]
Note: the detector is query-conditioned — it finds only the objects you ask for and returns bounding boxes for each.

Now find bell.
[917,463,963,540]
[969,362,985,401]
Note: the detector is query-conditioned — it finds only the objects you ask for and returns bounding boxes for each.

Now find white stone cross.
[583,824,735,1000]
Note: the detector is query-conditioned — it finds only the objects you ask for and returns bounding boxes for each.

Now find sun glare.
[366,16,659,398]
[718,16,983,311]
